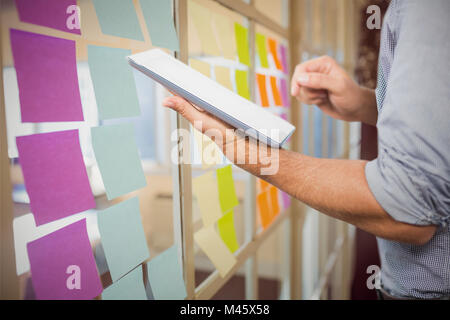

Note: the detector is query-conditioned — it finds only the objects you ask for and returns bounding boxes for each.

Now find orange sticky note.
[270,76,283,106]
[256,74,269,107]
[269,186,280,217]
[258,178,270,192]
[268,38,282,70]
[257,192,272,229]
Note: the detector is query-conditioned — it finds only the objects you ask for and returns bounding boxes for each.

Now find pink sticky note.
[17,130,95,226]
[280,78,290,107]
[15,0,81,35]
[280,45,288,74]
[10,29,83,122]
[27,219,103,300]
[281,191,291,210]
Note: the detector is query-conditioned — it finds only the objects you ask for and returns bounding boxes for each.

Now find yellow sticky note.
[192,171,222,227]
[212,13,236,60]
[216,165,239,213]
[234,23,250,66]
[190,59,211,78]
[193,128,222,169]
[194,226,237,277]
[214,66,233,91]
[217,210,239,253]
[189,1,220,56]
[255,33,269,68]
[235,69,250,100]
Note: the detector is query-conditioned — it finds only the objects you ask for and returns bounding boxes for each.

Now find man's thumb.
[297,72,336,92]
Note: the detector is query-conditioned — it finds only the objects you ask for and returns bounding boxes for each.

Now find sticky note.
[15,0,81,34]
[146,245,187,300]
[194,226,236,277]
[235,69,250,100]
[257,192,272,229]
[280,45,289,73]
[139,0,179,51]
[97,197,150,282]
[217,210,239,253]
[268,38,282,70]
[27,219,102,300]
[214,66,233,91]
[88,45,140,120]
[193,128,223,169]
[190,59,211,78]
[234,23,250,66]
[10,29,83,122]
[269,186,280,216]
[102,266,147,300]
[280,78,290,107]
[281,191,292,210]
[216,165,239,214]
[189,1,220,56]
[256,74,269,107]
[212,13,236,60]
[192,171,222,227]
[16,130,95,226]
[255,33,269,68]
[258,179,270,192]
[270,76,283,106]
[92,0,143,41]
[91,123,147,200]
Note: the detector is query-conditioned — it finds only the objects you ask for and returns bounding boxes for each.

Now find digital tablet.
[128,49,295,147]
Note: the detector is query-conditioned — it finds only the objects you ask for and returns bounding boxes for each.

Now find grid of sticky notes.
[10,0,185,300]
[192,165,240,277]
[256,179,291,230]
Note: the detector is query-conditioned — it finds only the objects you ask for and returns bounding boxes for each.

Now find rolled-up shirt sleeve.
[365,0,450,227]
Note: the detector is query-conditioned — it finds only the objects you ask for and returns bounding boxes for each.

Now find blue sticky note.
[88,45,140,120]
[302,104,309,156]
[146,245,187,300]
[139,0,179,51]
[102,266,147,300]
[92,0,143,41]
[314,107,323,158]
[97,197,150,282]
[91,123,147,200]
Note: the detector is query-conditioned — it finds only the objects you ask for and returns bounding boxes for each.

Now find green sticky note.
[235,69,250,100]
[92,0,144,41]
[102,266,147,300]
[146,245,187,300]
[91,123,147,200]
[234,23,250,66]
[216,165,239,213]
[88,45,141,120]
[217,210,239,253]
[97,197,150,282]
[139,0,179,51]
[256,33,269,68]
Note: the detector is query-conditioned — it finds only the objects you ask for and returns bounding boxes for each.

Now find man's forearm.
[354,87,378,126]
[228,138,435,245]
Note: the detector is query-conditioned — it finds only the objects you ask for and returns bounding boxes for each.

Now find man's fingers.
[163,96,203,124]
[296,72,338,92]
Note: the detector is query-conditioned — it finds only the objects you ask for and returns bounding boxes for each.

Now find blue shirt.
[365,0,450,298]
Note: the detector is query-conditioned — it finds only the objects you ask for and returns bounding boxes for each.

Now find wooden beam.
[213,0,288,38]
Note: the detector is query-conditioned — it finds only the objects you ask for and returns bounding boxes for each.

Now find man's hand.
[291,56,378,126]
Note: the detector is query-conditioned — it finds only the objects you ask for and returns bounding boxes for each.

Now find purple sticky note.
[10,29,83,122]
[27,219,103,300]
[16,130,95,226]
[280,45,288,74]
[280,78,290,107]
[15,0,81,35]
[281,191,291,210]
